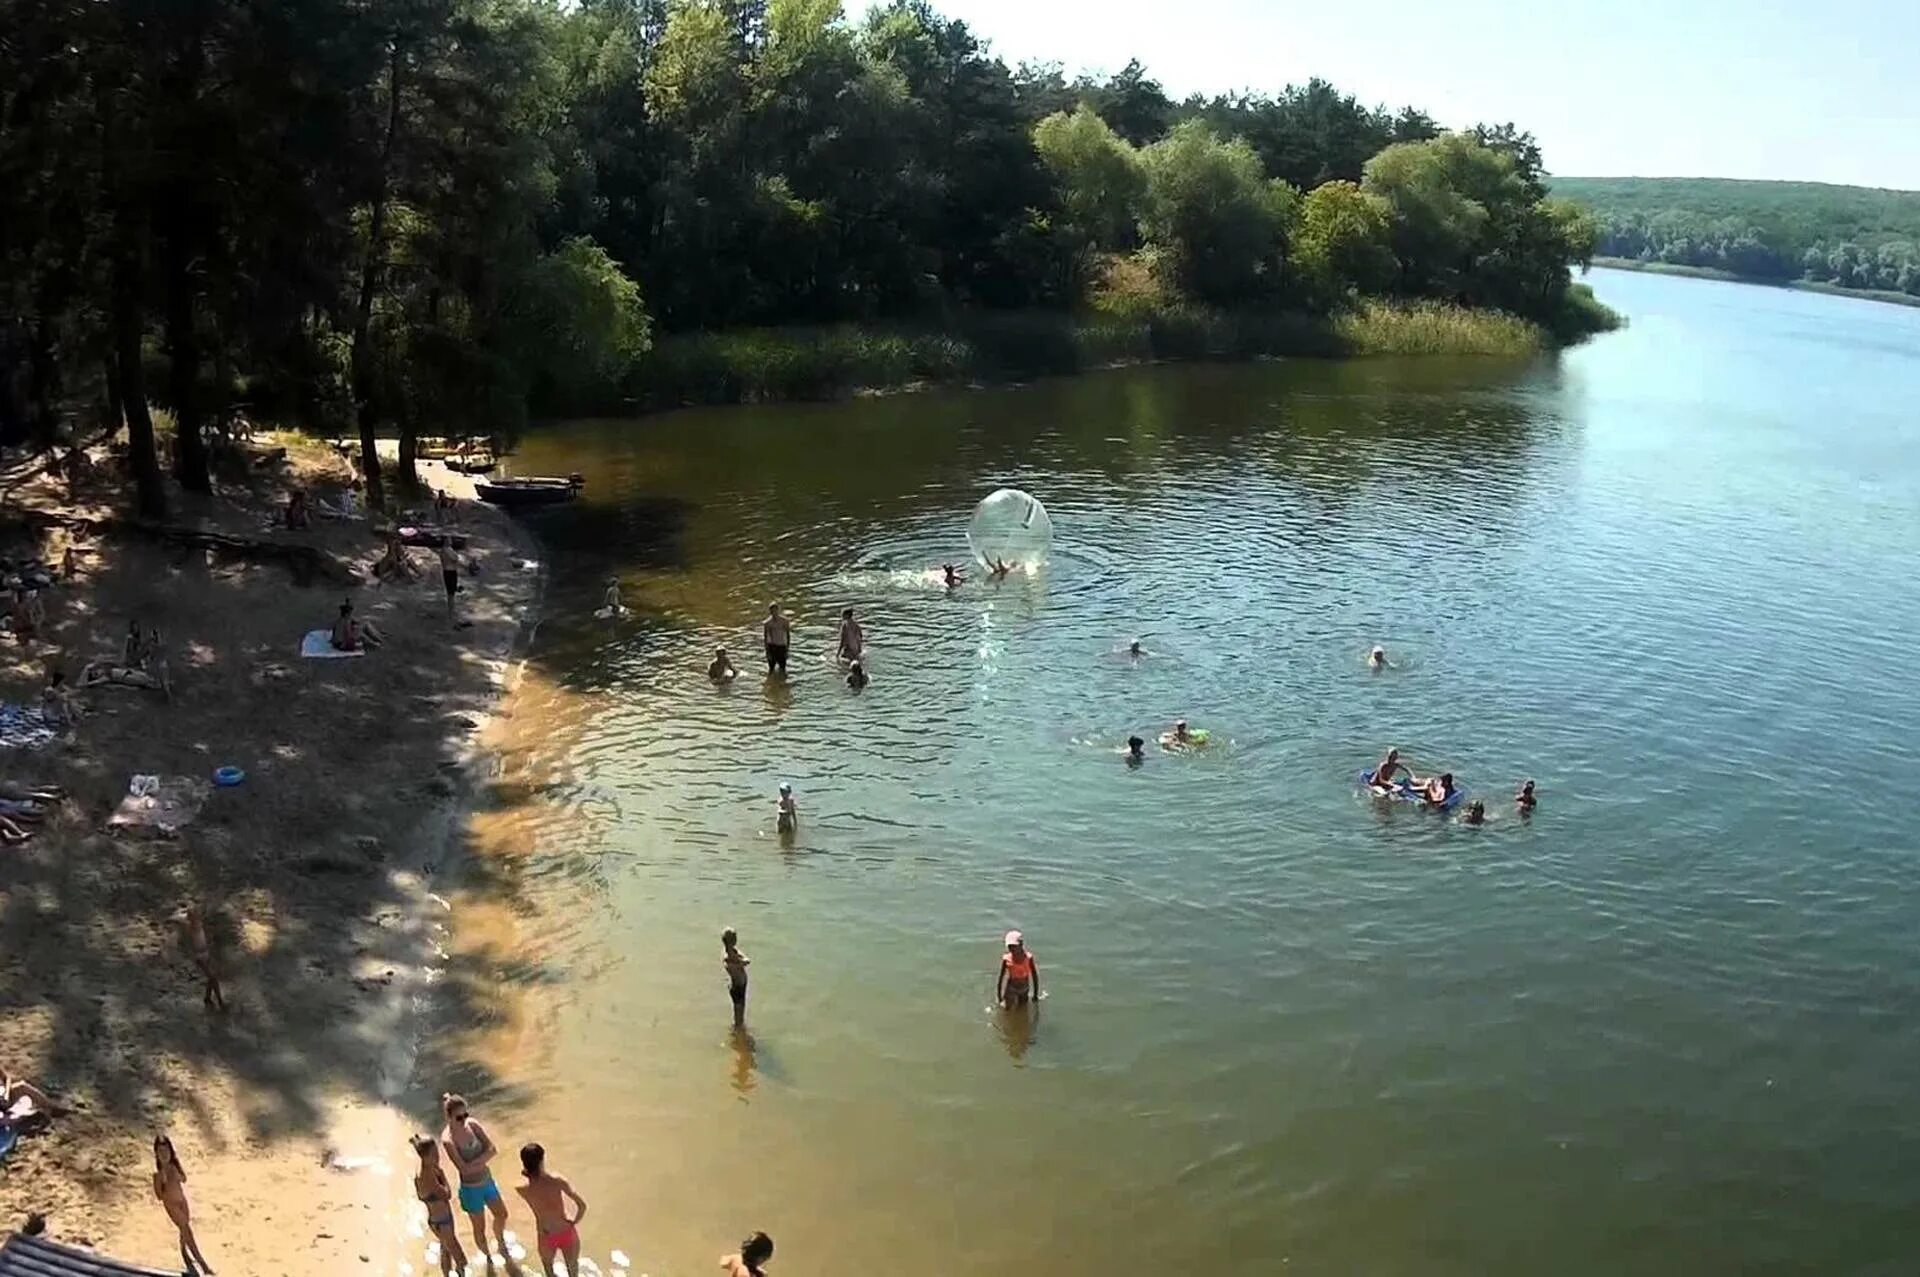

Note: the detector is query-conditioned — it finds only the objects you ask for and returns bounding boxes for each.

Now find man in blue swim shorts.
[441,1092,511,1261]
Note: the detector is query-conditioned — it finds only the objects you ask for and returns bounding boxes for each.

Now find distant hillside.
[1550,177,1920,296]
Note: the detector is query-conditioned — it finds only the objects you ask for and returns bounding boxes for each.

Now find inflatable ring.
[213,766,246,787]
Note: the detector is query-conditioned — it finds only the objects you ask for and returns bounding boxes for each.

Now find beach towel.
[107,775,209,837]
[0,703,56,751]
[301,629,364,659]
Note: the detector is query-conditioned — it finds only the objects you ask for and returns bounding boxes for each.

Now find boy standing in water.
[722,928,751,1027]
[763,604,791,674]
[515,1143,587,1277]
[838,607,864,661]
[997,930,1040,1008]
[775,783,798,834]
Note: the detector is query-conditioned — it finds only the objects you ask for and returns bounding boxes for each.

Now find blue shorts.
[458,1177,502,1214]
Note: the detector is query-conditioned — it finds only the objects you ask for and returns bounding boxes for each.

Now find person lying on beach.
[183,905,227,1012]
[775,783,798,834]
[1515,779,1537,814]
[441,1093,511,1262]
[997,930,1040,1008]
[0,814,32,844]
[153,1135,214,1275]
[79,659,169,696]
[942,563,964,588]
[330,601,383,651]
[721,1232,775,1277]
[2,1069,67,1123]
[1365,748,1409,790]
[710,647,738,683]
[0,781,61,804]
[411,1134,469,1277]
[0,796,46,821]
[515,1142,586,1277]
[722,928,750,1028]
[286,488,312,530]
[845,659,868,690]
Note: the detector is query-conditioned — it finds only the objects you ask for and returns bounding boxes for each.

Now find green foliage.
[1294,181,1396,305]
[1553,177,1920,296]
[1140,122,1300,305]
[1332,300,1544,356]
[512,238,654,410]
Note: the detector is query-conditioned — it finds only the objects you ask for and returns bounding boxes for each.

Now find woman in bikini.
[153,1134,215,1274]
[412,1134,469,1276]
[440,1093,510,1264]
[997,930,1040,1009]
[515,1142,587,1277]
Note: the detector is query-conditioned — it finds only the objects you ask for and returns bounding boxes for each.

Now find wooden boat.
[474,474,584,508]
[445,449,498,474]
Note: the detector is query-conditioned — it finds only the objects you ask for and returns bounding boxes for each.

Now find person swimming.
[845,659,868,690]
[1413,772,1456,808]
[1368,644,1389,670]
[1366,747,1409,789]
[989,558,1013,579]
[1160,719,1198,749]
[710,647,738,683]
[1462,799,1487,825]
[997,930,1039,1008]
[942,563,964,588]
[775,783,797,834]
[1126,735,1145,764]
[1515,779,1537,813]
[1129,639,1145,659]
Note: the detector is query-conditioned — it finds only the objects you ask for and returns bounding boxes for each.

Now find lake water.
[424,270,1920,1277]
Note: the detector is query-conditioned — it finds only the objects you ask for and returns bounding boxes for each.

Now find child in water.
[1515,779,1537,814]
[942,563,964,588]
[775,783,798,834]
[722,1231,775,1277]
[1126,735,1145,765]
[997,930,1040,1008]
[601,576,623,615]
[722,928,750,1028]
[845,659,868,690]
[710,647,738,683]
[1462,800,1487,825]
[1368,644,1389,670]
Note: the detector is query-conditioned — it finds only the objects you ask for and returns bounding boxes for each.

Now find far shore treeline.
[1555,177,1920,297]
[0,0,1616,517]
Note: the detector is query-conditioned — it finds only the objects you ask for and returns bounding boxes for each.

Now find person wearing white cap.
[775,783,797,834]
[1368,644,1390,670]
[996,930,1039,1008]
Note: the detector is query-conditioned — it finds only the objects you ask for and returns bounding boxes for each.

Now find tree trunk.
[28,312,58,446]
[113,233,167,520]
[350,38,404,511]
[164,238,211,491]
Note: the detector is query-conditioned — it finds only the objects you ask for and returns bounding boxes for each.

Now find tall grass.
[621,298,1587,412]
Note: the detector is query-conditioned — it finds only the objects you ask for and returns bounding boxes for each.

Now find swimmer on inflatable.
[709,647,738,684]
[1160,719,1209,750]
[595,576,627,619]
[1411,772,1457,809]
[1365,747,1410,792]
[775,783,798,834]
[942,563,964,589]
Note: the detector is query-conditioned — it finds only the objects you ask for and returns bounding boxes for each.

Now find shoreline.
[1589,256,1920,309]
[0,444,545,1274]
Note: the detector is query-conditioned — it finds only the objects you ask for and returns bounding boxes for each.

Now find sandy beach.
[0,439,541,1274]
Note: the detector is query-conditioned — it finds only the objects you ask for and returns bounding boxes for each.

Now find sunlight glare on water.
[426,270,1920,1277]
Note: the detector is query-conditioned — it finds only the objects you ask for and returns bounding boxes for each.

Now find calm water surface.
[427,270,1920,1276]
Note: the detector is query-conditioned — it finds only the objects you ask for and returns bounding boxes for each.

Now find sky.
[926,0,1920,190]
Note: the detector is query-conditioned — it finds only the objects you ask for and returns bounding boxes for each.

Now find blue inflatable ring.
[213,766,246,787]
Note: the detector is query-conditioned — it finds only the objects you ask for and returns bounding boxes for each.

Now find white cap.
[1004,930,1023,947]
[778,782,792,794]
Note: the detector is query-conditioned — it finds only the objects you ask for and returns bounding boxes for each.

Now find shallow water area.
[414,270,1920,1276]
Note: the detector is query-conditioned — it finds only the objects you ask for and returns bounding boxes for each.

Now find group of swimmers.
[1364,746,1539,825]
[415,1091,775,1277]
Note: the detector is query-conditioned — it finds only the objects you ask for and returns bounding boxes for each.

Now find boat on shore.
[475,474,584,508]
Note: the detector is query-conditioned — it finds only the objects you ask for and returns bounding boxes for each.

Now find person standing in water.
[722,1231,775,1276]
[1515,779,1538,814]
[763,604,791,675]
[412,1134,469,1277]
[602,576,623,615]
[152,1135,214,1275]
[514,1143,586,1277]
[440,1093,510,1264]
[942,563,964,589]
[837,607,864,662]
[1366,747,1409,790]
[997,930,1040,1008]
[722,927,751,1027]
[1126,735,1145,765]
[775,783,798,834]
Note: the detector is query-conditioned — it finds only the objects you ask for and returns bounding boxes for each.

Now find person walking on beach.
[763,604,791,674]
[837,607,864,661]
[153,1135,214,1275]
[441,1093,510,1264]
[438,541,461,620]
[722,1231,774,1276]
[515,1142,587,1277]
[183,904,227,1012]
[722,928,751,1028]
[412,1134,469,1276]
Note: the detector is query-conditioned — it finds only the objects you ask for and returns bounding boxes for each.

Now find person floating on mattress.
[1366,747,1410,790]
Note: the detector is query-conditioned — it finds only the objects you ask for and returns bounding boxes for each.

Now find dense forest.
[1,0,1609,515]
[1555,177,1920,295]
